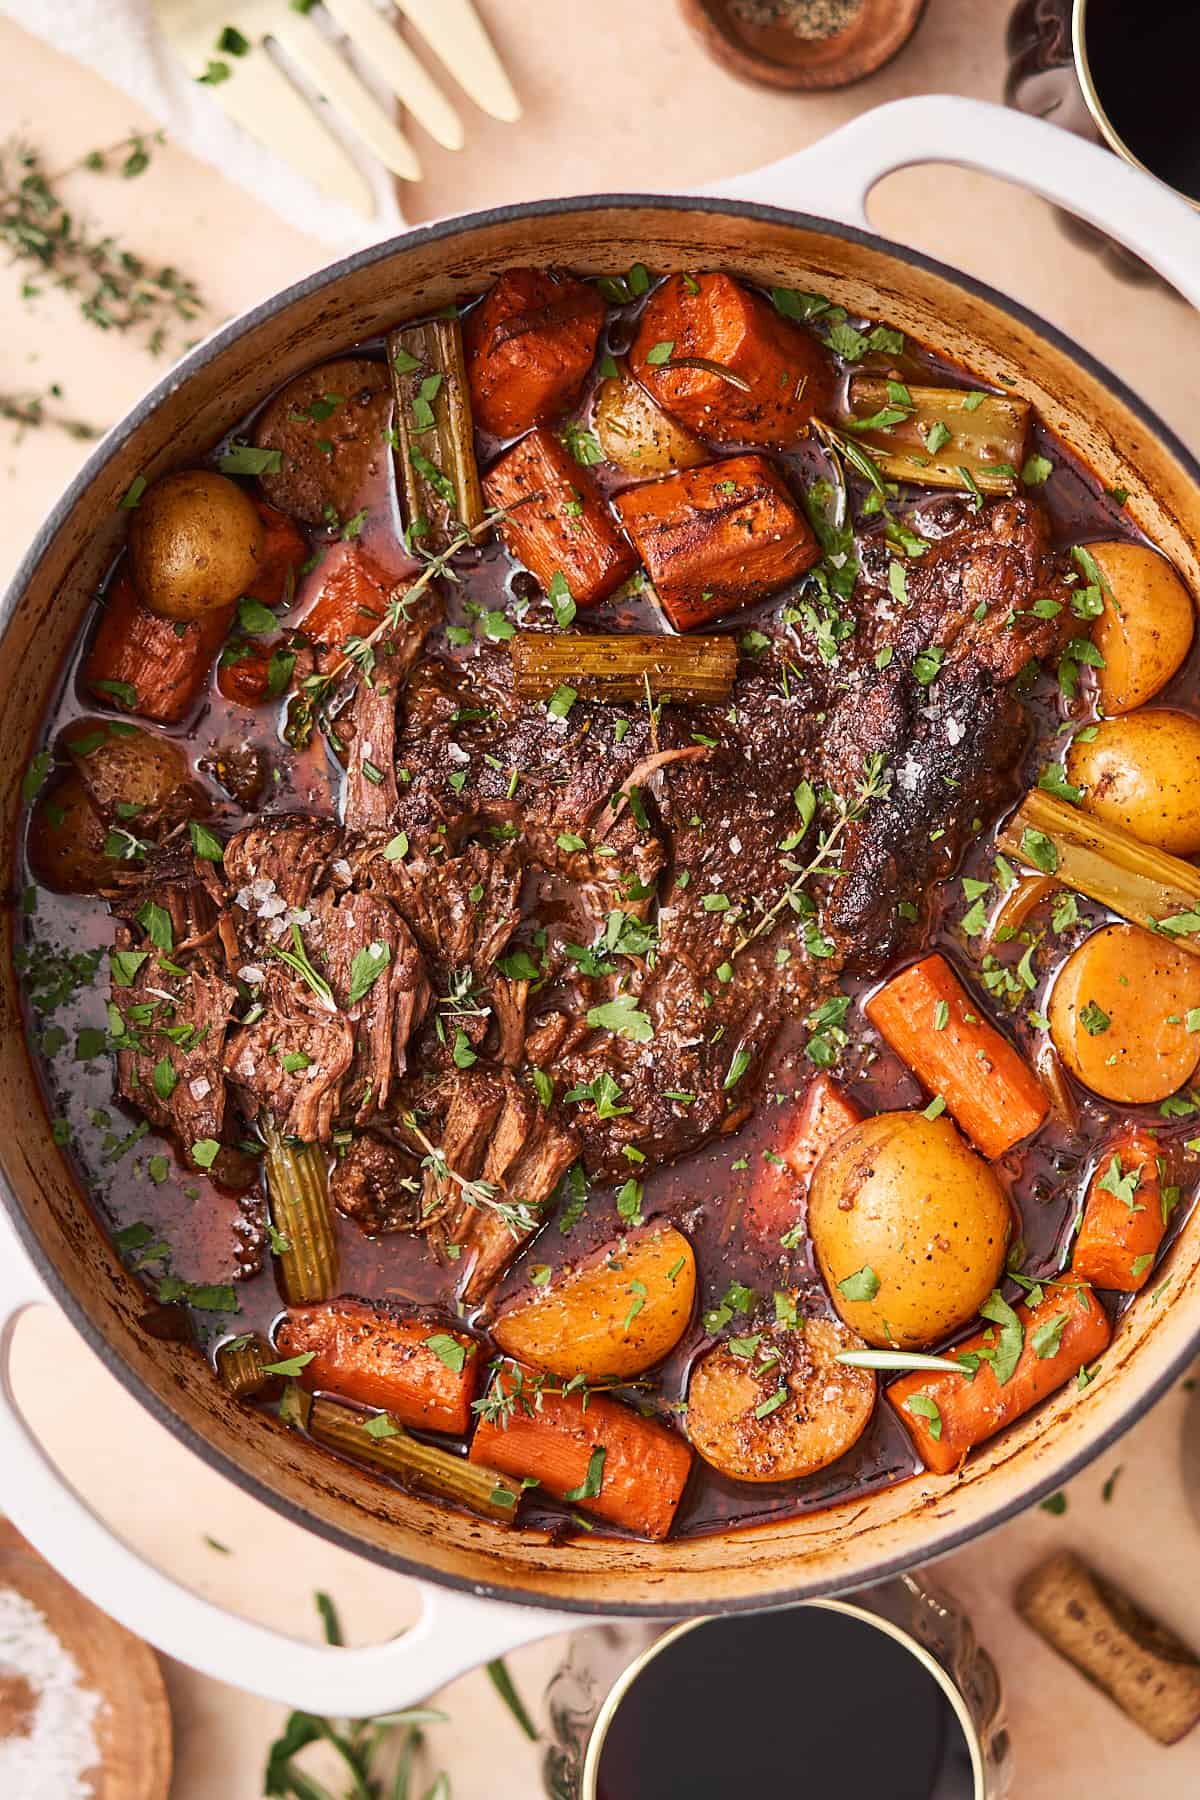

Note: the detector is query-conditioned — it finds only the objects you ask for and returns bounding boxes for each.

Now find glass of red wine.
[541,1575,1010,1799]
[1006,0,1200,281]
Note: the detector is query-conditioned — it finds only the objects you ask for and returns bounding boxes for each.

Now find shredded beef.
[443,1074,579,1304]
[331,1133,421,1234]
[107,492,1076,1296]
[221,858,430,1138]
[341,586,443,834]
[419,1067,506,1226]
[224,815,344,914]
[821,497,1073,968]
[491,975,529,1066]
[109,863,240,1173]
[371,839,520,978]
[224,971,355,1142]
[309,887,430,1122]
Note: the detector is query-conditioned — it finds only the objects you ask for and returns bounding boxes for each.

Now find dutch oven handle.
[704,93,1200,310]
[0,1206,580,1716]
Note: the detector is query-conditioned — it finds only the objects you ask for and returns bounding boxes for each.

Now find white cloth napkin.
[2,0,407,246]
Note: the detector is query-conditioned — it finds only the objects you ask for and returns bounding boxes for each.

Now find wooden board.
[0,1519,172,1800]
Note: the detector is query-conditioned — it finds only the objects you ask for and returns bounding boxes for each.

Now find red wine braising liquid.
[594,1608,975,1799]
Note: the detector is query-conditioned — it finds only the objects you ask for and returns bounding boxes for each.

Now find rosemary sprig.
[262,1591,450,1798]
[485,1658,538,1742]
[733,751,890,955]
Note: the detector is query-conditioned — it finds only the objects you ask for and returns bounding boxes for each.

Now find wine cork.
[1017,1551,1200,1744]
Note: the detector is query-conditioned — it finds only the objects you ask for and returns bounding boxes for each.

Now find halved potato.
[686,1314,874,1484]
[1048,921,1200,1104]
[491,1225,695,1380]
[593,366,707,476]
[26,771,116,894]
[1086,541,1194,713]
[809,1112,1010,1351]
[61,719,194,824]
[1067,709,1200,856]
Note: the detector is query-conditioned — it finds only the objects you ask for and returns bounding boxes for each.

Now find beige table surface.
[3,2,1200,1794]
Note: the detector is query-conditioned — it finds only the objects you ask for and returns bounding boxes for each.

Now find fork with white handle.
[154,0,520,217]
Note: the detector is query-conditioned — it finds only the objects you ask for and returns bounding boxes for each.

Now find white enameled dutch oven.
[3,97,1200,1716]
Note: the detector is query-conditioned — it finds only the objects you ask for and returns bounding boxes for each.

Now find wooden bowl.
[0,1521,171,1800]
[678,0,927,90]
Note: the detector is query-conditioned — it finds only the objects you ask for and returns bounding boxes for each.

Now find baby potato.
[809,1112,1010,1351]
[1067,709,1200,855]
[61,719,193,824]
[26,771,116,894]
[686,1314,875,1484]
[1048,921,1200,1104]
[1086,541,1194,713]
[129,470,264,621]
[491,1225,695,1380]
[593,366,707,476]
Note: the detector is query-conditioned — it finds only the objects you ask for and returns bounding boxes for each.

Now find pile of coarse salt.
[0,1586,102,1799]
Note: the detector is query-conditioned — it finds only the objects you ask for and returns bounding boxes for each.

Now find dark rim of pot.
[3,191,1200,1616]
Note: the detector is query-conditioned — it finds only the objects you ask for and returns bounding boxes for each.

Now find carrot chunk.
[249,500,308,606]
[484,427,638,608]
[745,1075,863,1243]
[469,1363,693,1539]
[276,1300,479,1435]
[629,273,832,448]
[216,643,276,708]
[1072,1128,1170,1292]
[296,546,391,667]
[217,546,395,708]
[613,454,818,631]
[866,953,1049,1160]
[464,267,605,439]
[84,569,231,724]
[888,1279,1112,1476]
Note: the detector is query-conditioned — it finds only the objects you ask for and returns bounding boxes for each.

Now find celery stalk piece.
[997,789,1200,953]
[262,1120,339,1305]
[842,377,1030,495]
[388,316,484,549]
[510,630,737,705]
[310,1396,518,1525]
[216,1333,275,1400]
[279,1380,313,1433]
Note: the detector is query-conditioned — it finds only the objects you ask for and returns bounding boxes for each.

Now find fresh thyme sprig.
[733,751,890,956]
[0,385,98,441]
[285,501,529,751]
[403,1114,541,1239]
[2,133,205,354]
[472,1361,649,1430]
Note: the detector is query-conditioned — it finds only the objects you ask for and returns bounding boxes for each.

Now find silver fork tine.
[271,10,423,181]
[199,42,377,215]
[392,0,521,122]
[323,0,465,151]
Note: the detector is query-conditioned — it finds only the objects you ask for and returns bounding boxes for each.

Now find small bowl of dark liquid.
[543,1580,1006,1799]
